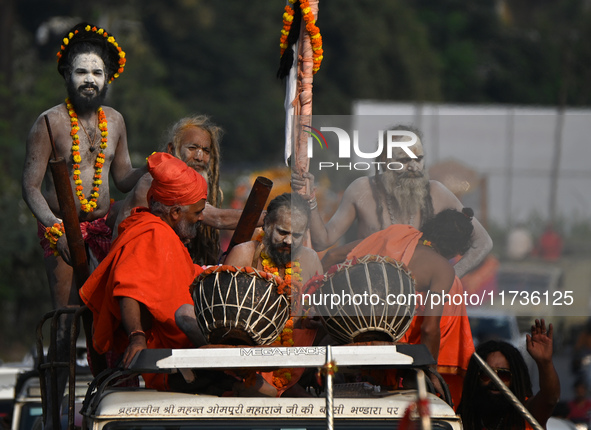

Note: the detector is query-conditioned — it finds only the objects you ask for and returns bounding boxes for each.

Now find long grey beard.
[381,172,430,222]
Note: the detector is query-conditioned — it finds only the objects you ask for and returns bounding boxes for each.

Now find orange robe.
[80,207,201,389]
[348,224,474,407]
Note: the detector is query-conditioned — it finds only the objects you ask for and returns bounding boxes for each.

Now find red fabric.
[147,152,207,206]
[80,207,203,390]
[347,224,475,408]
[568,398,591,422]
[535,229,563,261]
[37,213,112,261]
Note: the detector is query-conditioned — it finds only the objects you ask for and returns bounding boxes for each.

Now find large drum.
[311,255,416,344]
[192,265,291,346]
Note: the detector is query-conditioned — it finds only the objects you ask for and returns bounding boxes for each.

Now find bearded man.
[80,153,207,391]
[112,115,254,265]
[457,319,560,430]
[175,192,323,396]
[292,125,492,278]
[21,23,145,429]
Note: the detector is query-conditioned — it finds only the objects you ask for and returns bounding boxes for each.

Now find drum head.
[192,266,291,346]
[313,255,416,344]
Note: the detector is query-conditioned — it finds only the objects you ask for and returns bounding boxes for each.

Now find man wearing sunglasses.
[457,318,560,430]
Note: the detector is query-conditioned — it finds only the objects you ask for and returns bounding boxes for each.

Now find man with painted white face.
[23,22,145,304]
[21,22,145,428]
[291,125,492,278]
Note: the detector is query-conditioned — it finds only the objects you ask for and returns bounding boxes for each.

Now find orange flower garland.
[66,98,108,213]
[261,249,303,390]
[44,222,65,256]
[279,0,296,56]
[57,25,126,83]
[278,0,323,74]
[299,0,323,73]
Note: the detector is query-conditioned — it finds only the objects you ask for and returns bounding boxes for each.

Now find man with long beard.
[111,115,259,265]
[80,153,208,390]
[175,193,323,396]
[21,22,145,429]
[292,126,492,278]
[457,319,560,430]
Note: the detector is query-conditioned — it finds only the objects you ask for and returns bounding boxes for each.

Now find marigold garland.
[261,248,303,390]
[278,0,323,73]
[66,97,108,213]
[299,0,324,73]
[44,222,65,256]
[279,1,296,56]
[56,25,126,83]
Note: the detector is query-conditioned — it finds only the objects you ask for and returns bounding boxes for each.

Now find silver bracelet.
[308,197,318,210]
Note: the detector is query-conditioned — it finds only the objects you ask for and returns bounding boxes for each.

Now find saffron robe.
[348,224,475,407]
[80,207,201,389]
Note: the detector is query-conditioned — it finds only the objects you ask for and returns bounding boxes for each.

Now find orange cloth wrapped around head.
[147,152,207,205]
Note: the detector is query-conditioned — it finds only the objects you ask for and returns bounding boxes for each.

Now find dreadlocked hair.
[264,192,310,228]
[457,340,533,430]
[420,208,474,259]
[164,115,224,265]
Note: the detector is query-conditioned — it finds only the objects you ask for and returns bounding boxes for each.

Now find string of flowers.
[57,25,126,83]
[300,0,323,73]
[44,222,65,256]
[261,248,303,389]
[278,0,323,73]
[279,0,296,56]
[66,97,108,213]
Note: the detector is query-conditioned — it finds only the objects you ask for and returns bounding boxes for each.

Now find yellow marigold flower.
[73,155,81,163]
[85,25,91,31]
[69,32,74,39]
[302,7,311,14]
[283,13,294,22]
[107,36,114,43]
[73,169,81,175]
[119,51,125,58]
[63,38,69,45]
[97,28,104,35]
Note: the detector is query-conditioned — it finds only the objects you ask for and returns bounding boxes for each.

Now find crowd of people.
[21,21,575,430]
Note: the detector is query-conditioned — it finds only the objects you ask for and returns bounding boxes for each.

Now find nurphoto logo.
[306,128,419,171]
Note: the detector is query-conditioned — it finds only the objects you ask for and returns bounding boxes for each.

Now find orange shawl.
[80,208,200,387]
[347,223,474,372]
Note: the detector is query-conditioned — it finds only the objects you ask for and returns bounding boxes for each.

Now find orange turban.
[147,153,207,206]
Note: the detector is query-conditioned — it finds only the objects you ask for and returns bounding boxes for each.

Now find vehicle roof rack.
[129,344,435,373]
